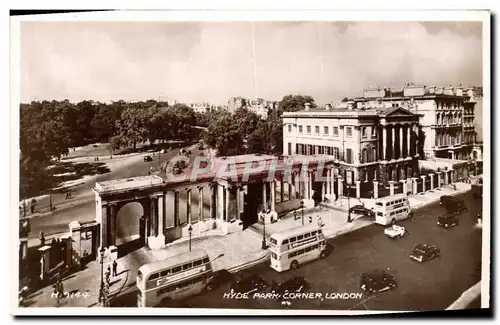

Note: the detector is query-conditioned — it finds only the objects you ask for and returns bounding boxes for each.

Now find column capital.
[420,175,426,179]
[388,180,395,184]
[428,173,435,177]
[373,180,379,184]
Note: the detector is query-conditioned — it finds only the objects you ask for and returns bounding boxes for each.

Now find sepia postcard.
[11,9,491,316]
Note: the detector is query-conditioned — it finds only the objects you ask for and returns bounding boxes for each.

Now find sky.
[20,21,483,105]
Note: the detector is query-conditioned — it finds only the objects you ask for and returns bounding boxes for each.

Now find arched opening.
[116,201,144,256]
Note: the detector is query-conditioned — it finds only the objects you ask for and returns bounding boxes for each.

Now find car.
[437,214,459,228]
[384,225,408,239]
[360,269,397,294]
[230,274,269,294]
[440,195,467,215]
[144,155,153,162]
[471,184,483,199]
[349,205,375,218]
[271,276,309,296]
[409,244,440,263]
[206,269,233,291]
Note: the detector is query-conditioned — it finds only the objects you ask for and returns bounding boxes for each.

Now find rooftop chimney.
[304,102,311,111]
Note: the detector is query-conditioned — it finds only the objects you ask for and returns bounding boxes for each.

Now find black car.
[206,269,233,291]
[144,155,153,162]
[349,205,375,218]
[440,195,467,215]
[437,214,459,228]
[360,269,397,294]
[271,276,309,296]
[409,244,440,263]
[230,274,269,294]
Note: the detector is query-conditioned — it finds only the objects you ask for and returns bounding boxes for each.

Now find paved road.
[167,191,483,311]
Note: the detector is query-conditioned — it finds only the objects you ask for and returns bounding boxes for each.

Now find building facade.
[282,103,421,189]
[349,84,481,160]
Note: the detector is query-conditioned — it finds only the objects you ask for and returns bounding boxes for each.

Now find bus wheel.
[320,250,328,259]
[290,260,299,270]
[391,218,396,226]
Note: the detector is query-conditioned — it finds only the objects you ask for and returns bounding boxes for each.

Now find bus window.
[305,246,311,252]
[282,239,289,245]
[311,231,317,236]
[318,229,323,235]
[298,249,305,255]
[375,202,383,206]
[137,270,143,282]
[304,232,310,238]
[297,235,304,241]
[290,237,296,243]
[160,269,171,277]
[193,259,202,267]
[376,212,383,216]
[172,266,182,273]
[270,237,277,245]
[203,257,209,264]
[182,263,192,270]
[149,273,159,281]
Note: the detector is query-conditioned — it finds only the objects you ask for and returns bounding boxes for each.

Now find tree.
[277,95,317,114]
[91,102,123,143]
[232,108,261,135]
[204,115,245,156]
[116,103,149,149]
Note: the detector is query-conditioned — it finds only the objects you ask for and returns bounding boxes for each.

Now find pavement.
[22,179,476,308]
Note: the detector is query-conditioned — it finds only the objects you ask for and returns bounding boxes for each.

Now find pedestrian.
[30,198,37,213]
[105,266,111,284]
[40,231,45,247]
[318,216,324,228]
[112,260,118,277]
[309,216,312,224]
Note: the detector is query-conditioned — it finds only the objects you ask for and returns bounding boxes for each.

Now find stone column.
[157,195,165,247]
[308,172,313,200]
[412,177,418,194]
[294,172,300,199]
[270,180,276,213]
[400,179,407,196]
[288,174,293,201]
[209,185,215,219]
[429,174,435,190]
[198,186,204,221]
[262,181,267,210]
[389,181,395,196]
[151,197,158,237]
[100,204,108,248]
[399,125,403,159]
[174,190,180,226]
[437,172,442,187]
[445,171,450,184]
[407,125,411,157]
[373,181,379,199]
[382,126,387,160]
[186,188,192,224]
[338,177,344,197]
[355,180,361,199]
[421,175,426,192]
[109,203,117,246]
[225,186,230,222]
[391,125,395,160]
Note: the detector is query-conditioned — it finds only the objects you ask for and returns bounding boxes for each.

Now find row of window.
[288,241,326,259]
[281,229,322,245]
[375,198,406,207]
[375,207,408,217]
[436,112,463,125]
[436,101,464,110]
[148,257,210,282]
[156,273,208,296]
[435,131,477,147]
[294,144,378,164]
[289,125,377,139]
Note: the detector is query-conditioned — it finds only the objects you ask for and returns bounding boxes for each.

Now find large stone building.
[282,103,421,190]
[348,84,481,161]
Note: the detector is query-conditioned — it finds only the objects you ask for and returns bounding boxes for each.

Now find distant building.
[166,99,177,107]
[191,102,211,114]
[227,97,247,114]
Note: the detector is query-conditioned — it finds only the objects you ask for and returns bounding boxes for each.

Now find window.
[324,126,329,135]
[298,125,303,133]
[362,127,367,138]
[305,246,312,253]
[288,125,292,133]
[149,273,159,281]
[297,235,304,241]
[362,148,368,163]
[160,269,171,277]
[372,147,377,161]
[333,126,339,136]
[346,148,353,164]
[333,147,340,160]
[290,237,296,243]
[283,239,289,245]
[182,263,192,270]
[193,259,203,267]
[371,127,377,138]
[311,231,317,236]
[304,232,310,238]
[315,126,320,134]
[346,127,353,138]
[306,126,311,134]
[172,266,182,273]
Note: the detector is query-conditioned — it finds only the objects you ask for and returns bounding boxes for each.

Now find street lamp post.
[300,200,304,226]
[346,182,352,223]
[99,247,105,306]
[261,210,267,250]
[188,224,193,252]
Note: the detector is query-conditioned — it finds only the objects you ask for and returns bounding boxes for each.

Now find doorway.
[242,181,263,230]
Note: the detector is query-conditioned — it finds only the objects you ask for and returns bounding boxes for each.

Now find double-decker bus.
[373,194,412,226]
[136,249,213,307]
[268,223,329,272]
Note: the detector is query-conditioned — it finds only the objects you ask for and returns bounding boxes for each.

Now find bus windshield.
[269,237,277,245]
